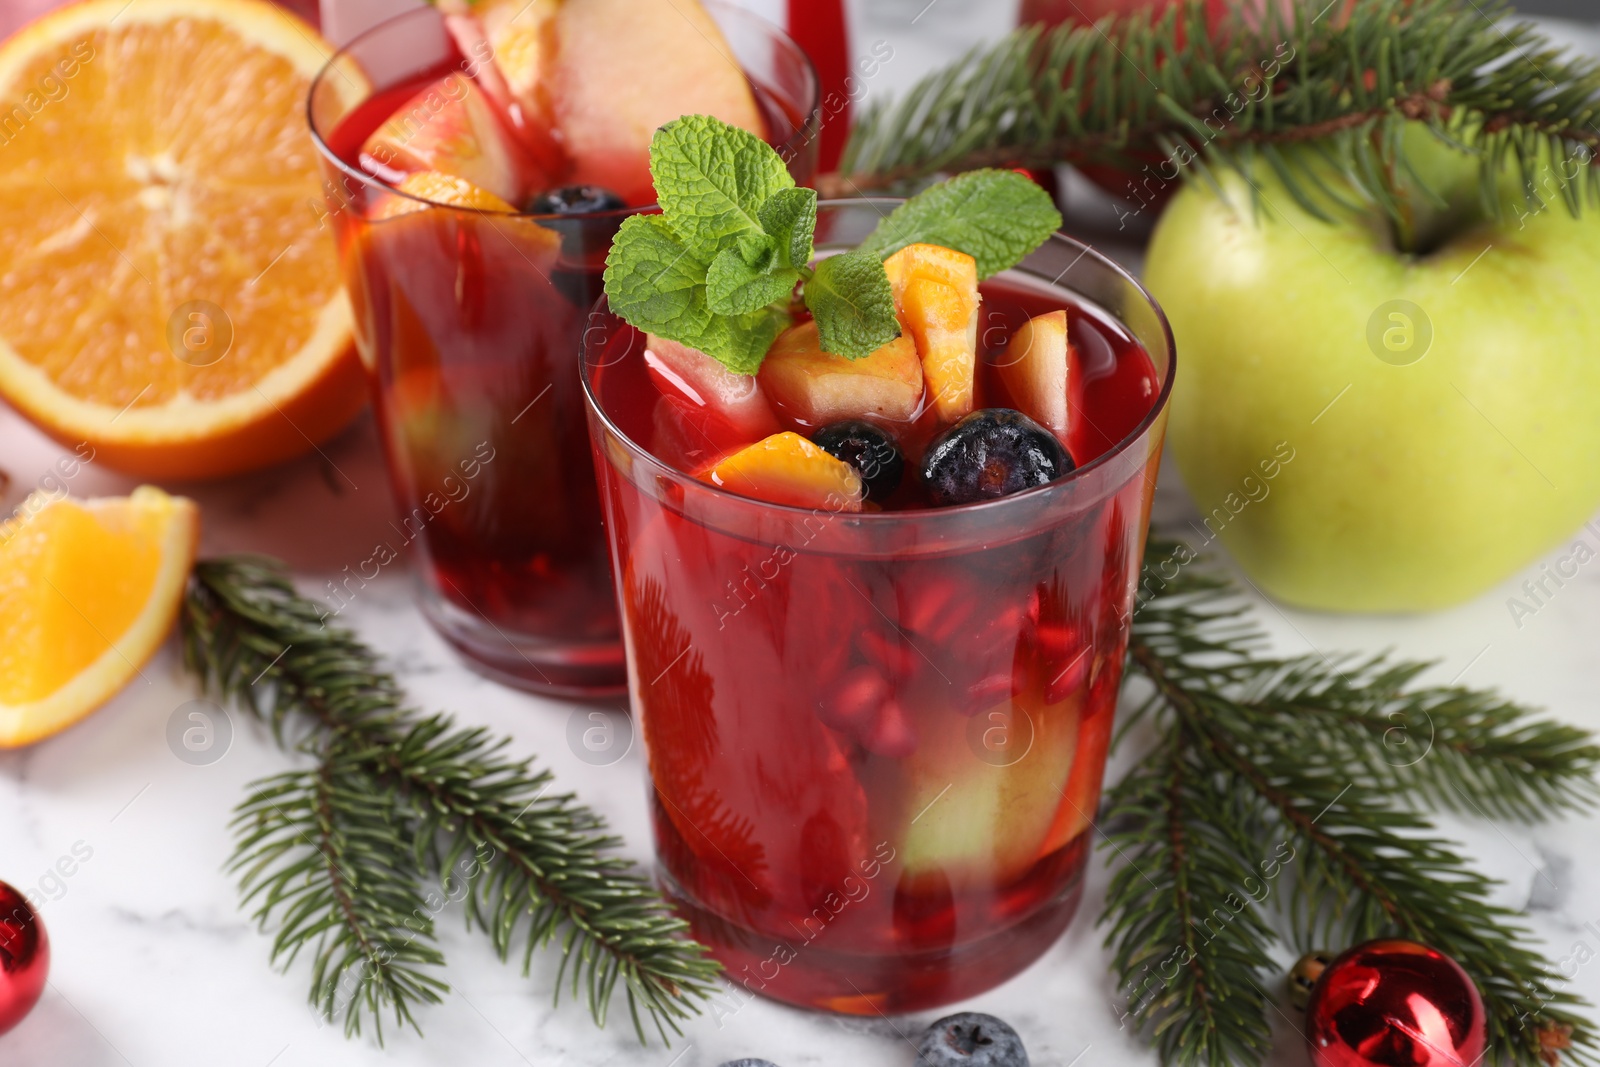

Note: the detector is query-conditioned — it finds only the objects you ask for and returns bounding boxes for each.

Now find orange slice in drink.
[376,170,519,219]
[0,0,367,479]
[701,431,865,511]
[0,487,199,747]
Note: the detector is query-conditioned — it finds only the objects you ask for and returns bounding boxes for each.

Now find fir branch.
[1100,729,1278,1066]
[1231,656,1600,821]
[829,0,1600,223]
[230,757,447,1040]
[1102,538,1600,1067]
[181,556,722,1043]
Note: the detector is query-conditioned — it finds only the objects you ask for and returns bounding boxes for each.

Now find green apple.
[1145,127,1600,612]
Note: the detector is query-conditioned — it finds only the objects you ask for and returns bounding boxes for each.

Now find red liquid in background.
[589,280,1160,1011]
[323,60,810,690]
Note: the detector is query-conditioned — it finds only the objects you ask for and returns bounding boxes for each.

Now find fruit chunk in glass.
[584,203,1173,1012]
[307,0,817,694]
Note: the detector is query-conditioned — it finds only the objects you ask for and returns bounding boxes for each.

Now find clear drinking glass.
[582,202,1175,1011]
[307,4,818,695]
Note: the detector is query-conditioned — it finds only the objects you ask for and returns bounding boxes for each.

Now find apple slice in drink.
[469,0,571,183]
[1036,693,1115,857]
[896,684,1082,890]
[997,310,1077,451]
[644,334,782,453]
[548,0,764,206]
[360,75,526,205]
[884,243,980,424]
[758,320,924,428]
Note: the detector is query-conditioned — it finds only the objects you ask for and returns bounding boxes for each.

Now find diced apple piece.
[758,320,924,427]
[644,334,781,451]
[884,243,981,425]
[898,692,1082,888]
[362,75,525,205]
[998,310,1075,446]
[550,0,764,206]
[474,0,556,118]
[472,0,569,181]
[1037,697,1114,857]
[701,432,865,511]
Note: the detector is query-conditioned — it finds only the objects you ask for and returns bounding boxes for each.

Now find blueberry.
[812,420,905,501]
[915,1013,1029,1067]
[920,409,1073,507]
[525,185,627,216]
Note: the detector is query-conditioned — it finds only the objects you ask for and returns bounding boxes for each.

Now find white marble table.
[4,7,1600,1065]
[4,372,1600,1067]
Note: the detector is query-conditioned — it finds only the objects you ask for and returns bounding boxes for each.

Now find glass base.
[661,852,1086,1015]
[418,588,627,698]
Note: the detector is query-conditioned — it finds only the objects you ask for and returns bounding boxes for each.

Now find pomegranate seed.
[863,697,917,757]
[821,665,890,733]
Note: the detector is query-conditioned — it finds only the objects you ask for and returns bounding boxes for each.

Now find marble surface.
[5,6,1600,1067]
[5,384,1600,1067]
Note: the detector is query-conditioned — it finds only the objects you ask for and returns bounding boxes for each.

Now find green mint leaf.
[706,247,800,316]
[684,307,790,376]
[602,213,714,338]
[805,250,900,361]
[758,186,817,270]
[603,116,809,374]
[857,169,1062,279]
[734,230,776,272]
[651,114,794,247]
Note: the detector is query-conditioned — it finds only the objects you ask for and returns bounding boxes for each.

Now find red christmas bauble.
[0,880,49,1036]
[1306,939,1486,1067]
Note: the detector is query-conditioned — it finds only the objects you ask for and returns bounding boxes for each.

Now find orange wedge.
[701,432,865,511]
[375,170,519,219]
[884,244,981,424]
[0,0,368,479]
[0,487,199,747]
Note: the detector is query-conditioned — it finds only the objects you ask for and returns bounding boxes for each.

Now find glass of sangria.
[306,2,818,695]
[583,200,1174,1011]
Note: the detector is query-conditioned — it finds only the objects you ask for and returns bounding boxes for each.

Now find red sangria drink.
[307,1,818,694]
[584,123,1173,1013]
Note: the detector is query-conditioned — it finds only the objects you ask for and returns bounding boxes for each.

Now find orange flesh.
[0,11,344,409]
[883,244,980,424]
[0,487,198,747]
[702,431,866,511]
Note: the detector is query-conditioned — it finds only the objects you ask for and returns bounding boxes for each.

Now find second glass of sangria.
[307,0,818,694]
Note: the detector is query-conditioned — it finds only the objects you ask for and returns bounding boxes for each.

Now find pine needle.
[181,556,722,1044]
[830,0,1600,225]
[1105,538,1600,1067]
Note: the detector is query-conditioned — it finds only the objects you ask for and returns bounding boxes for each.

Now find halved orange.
[0,0,368,479]
[0,486,199,747]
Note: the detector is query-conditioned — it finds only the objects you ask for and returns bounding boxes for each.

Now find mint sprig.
[857,168,1065,281]
[602,116,1062,374]
[805,250,900,360]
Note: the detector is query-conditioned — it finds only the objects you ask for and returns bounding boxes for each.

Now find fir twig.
[181,556,721,1043]
[1103,539,1600,1067]
[830,0,1600,223]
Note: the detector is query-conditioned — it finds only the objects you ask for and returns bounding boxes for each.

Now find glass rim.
[305,0,821,222]
[581,197,1178,523]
